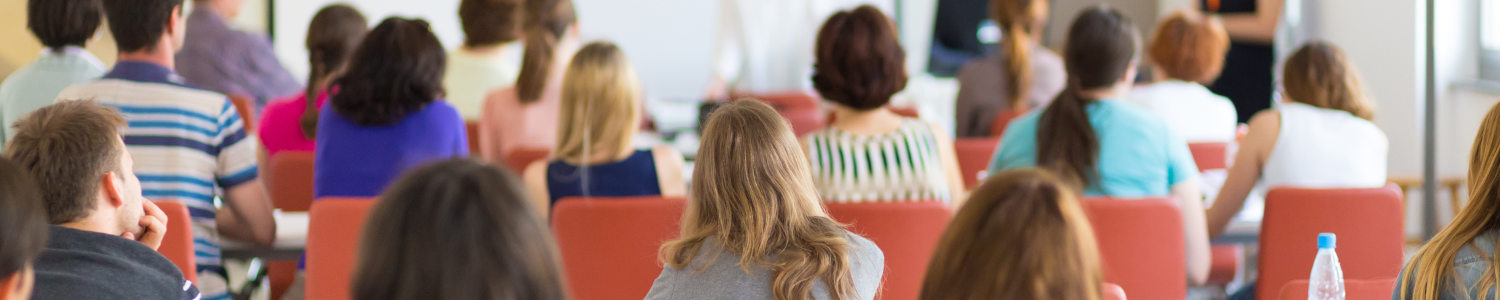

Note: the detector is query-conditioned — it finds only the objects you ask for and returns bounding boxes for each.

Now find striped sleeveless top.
[806,119,952,203]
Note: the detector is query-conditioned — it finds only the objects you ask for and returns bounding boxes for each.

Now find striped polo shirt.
[56,61,258,300]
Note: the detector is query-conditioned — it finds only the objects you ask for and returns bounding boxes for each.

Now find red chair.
[823,201,952,300]
[731,94,826,137]
[734,92,820,111]
[504,147,551,175]
[305,198,376,300]
[1207,245,1243,285]
[229,95,257,132]
[1276,278,1396,300]
[465,121,481,155]
[1104,283,1128,300]
[152,201,197,283]
[989,109,1027,138]
[552,197,687,300]
[888,106,920,118]
[953,138,1000,189]
[781,107,828,137]
[1082,198,1186,300]
[1256,185,1404,299]
[1189,143,1231,171]
[267,152,316,212]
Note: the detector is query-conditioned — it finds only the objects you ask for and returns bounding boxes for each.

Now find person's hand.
[121,201,168,250]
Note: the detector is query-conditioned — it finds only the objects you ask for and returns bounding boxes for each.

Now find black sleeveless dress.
[1204,0,1276,123]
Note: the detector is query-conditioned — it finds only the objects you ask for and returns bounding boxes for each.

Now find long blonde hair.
[660,100,860,300]
[920,169,1104,300]
[554,41,641,162]
[1282,42,1375,121]
[1398,101,1500,299]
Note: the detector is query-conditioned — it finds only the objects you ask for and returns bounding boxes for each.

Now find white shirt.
[1126,80,1240,143]
[714,0,896,93]
[1262,102,1388,188]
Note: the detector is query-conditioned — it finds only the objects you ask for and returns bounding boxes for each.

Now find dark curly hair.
[811,5,908,111]
[330,17,447,126]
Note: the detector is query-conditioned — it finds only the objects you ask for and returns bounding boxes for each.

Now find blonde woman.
[521,41,685,216]
[646,100,883,300]
[1396,101,1500,299]
[921,169,1104,300]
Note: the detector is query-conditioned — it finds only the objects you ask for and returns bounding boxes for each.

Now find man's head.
[104,0,187,55]
[27,0,103,51]
[0,158,49,300]
[4,101,147,238]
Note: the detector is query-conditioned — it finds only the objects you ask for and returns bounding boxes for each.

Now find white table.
[221,211,309,261]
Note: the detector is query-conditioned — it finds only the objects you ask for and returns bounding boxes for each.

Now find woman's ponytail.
[1036,86,1099,190]
[1002,25,1034,111]
[516,27,558,104]
[1035,5,1140,192]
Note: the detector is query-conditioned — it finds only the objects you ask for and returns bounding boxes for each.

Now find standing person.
[175,0,302,110]
[987,5,1211,285]
[5,101,200,299]
[1127,10,1237,144]
[0,158,49,300]
[447,0,524,119]
[646,100,884,300]
[478,0,580,162]
[953,0,1067,138]
[314,17,469,199]
[257,4,367,160]
[705,0,895,98]
[1395,105,1500,300]
[803,6,966,205]
[1199,0,1283,123]
[0,0,106,150]
[53,0,279,297]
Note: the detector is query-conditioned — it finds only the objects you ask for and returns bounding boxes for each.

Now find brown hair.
[812,5,908,111]
[554,42,641,162]
[1397,101,1500,299]
[4,101,127,224]
[1148,10,1229,84]
[515,0,577,104]
[330,18,447,126]
[0,157,50,279]
[920,169,1103,300]
[459,0,522,47]
[661,100,859,300]
[351,159,568,300]
[28,0,102,51]
[992,0,1044,110]
[299,4,368,139]
[1281,41,1375,121]
[1036,5,1139,190]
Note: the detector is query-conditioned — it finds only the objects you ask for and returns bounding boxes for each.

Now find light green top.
[443,46,521,119]
[0,47,107,150]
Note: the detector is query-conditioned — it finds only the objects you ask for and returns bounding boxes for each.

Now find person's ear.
[168,5,184,35]
[101,172,126,208]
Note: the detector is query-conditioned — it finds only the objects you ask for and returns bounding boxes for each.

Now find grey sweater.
[644,232,884,300]
[31,225,200,300]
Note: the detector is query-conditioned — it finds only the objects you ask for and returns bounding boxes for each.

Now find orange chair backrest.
[733,94,827,137]
[781,107,828,137]
[1104,283,1128,300]
[306,197,376,300]
[1275,278,1396,300]
[465,121,481,155]
[734,92,821,111]
[1189,143,1231,171]
[504,147,552,175]
[552,197,687,300]
[1082,198,1186,300]
[152,201,197,283]
[888,106,920,119]
[268,151,316,212]
[229,95,257,132]
[953,138,1000,190]
[989,109,1027,138]
[1256,185,1404,299]
[823,201,952,300]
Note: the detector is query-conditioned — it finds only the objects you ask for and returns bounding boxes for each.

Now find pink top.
[479,81,562,163]
[258,91,328,158]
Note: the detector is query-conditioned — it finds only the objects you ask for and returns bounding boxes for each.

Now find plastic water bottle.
[1308,233,1345,300]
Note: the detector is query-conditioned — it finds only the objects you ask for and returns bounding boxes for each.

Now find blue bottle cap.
[1318,233,1337,249]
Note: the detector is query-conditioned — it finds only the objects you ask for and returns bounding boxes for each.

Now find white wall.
[1314,0,1424,178]
[272,0,466,84]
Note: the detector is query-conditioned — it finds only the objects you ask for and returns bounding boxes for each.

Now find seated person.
[479,0,581,162]
[1127,10,1237,143]
[315,17,470,199]
[646,100,883,300]
[804,6,965,205]
[521,41,685,216]
[954,0,1066,137]
[175,0,302,108]
[988,6,1211,285]
[0,158,49,300]
[258,4,367,159]
[351,159,568,299]
[0,0,107,149]
[447,0,524,119]
[4,101,198,299]
[1395,104,1500,299]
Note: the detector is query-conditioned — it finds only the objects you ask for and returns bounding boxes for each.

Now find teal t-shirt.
[987,100,1199,197]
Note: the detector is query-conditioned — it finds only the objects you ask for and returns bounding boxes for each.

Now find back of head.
[28,0,102,51]
[102,0,183,53]
[1400,101,1500,299]
[459,0,522,48]
[1282,41,1375,120]
[0,158,49,292]
[352,159,568,300]
[663,100,858,300]
[330,17,446,127]
[299,4,368,139]
[1149,10,1229,84]
[812,5,908,111]
[515,0,578,103]
[554,41,640,161]
[1036,5,1140,190]
[920,169,1103,300]
[3,101,127,224]
[992,0,1043,109]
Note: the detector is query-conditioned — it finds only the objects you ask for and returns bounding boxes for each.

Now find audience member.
[175,0,302,109]
[0,158,48,300]
[54,0,278,297]
[804,5,965,205]
[646,100,883,300]
[987,5,1211,284]
[447,0,524,119]
[3,101,199,299]
[1126,10,1236,143]
[479,0,580,162]
[521,41,686,216]
[953,0,1066,137]
[257,4,367,159]
[920,169,1103,299]
[352,159,568,300]
[315,17,468,198]
[0,0,106,150]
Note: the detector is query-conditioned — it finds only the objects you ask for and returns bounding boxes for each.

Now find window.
[1483,0,1500,81]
